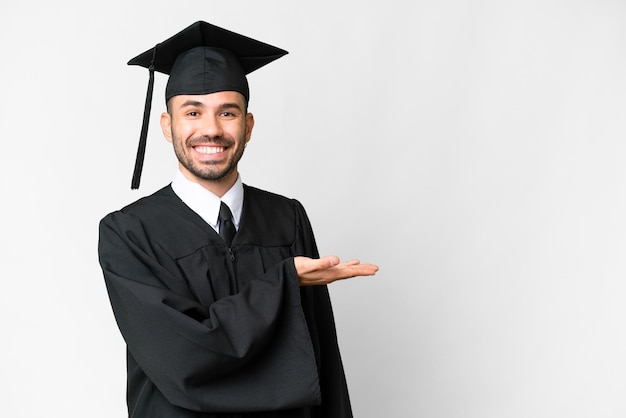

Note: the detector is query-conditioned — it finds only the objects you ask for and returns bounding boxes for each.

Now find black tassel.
[131,46,158,189]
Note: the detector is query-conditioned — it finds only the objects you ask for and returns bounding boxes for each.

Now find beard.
[171,131,247,182]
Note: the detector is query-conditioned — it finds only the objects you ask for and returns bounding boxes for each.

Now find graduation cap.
[128,21,288,189]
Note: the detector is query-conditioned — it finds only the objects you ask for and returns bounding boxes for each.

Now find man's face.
[161,91,254,190]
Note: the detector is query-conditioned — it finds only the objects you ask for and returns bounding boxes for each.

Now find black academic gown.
[98,185,352,418]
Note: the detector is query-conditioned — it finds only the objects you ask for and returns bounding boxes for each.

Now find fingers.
[335,259,361,267]
[294,255,339,275]
[335,263,379,279]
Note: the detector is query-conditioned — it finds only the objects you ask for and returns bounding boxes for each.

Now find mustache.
[186,136,234,147]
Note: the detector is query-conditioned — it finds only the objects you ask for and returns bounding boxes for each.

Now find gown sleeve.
[294,200,354,418]
[98,209,321,413]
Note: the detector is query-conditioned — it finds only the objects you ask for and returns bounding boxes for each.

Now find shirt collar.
[171,169,244,231]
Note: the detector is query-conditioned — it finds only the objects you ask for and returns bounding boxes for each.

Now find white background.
[1,1,626,417]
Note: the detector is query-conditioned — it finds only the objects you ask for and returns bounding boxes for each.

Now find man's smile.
[194,145,226,155]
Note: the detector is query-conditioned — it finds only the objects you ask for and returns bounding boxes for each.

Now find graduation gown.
[98,184,352,418]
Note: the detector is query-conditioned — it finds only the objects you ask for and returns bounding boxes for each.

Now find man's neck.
[179,165,238,198]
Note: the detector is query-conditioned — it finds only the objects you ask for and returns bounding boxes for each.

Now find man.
[98,21,378,418]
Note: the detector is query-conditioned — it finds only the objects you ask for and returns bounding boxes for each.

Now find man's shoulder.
[100,184,193,228]
[99,185,214,253]
[242,184,307,215]
[243,184,294,204]
[118,184,177,214]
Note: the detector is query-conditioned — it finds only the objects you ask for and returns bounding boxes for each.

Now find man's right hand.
[294,256,379,286]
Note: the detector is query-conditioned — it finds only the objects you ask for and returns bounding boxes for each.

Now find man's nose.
[201,115,223,137]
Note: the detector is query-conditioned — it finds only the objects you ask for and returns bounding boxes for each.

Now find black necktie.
[218,202,236,247]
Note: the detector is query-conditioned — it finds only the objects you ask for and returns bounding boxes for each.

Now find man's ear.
[160,112,173,143]
[245,112,255,144]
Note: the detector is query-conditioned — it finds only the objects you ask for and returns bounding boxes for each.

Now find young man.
[98,21,378,418]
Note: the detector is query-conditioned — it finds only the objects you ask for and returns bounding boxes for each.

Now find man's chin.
[191,167,237,183]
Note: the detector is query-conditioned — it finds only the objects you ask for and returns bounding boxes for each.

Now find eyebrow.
[179,100,243,112]
[218,102,244,112]
[180,100,205,108]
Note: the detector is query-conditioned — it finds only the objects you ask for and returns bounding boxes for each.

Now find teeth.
[195,146,224,154]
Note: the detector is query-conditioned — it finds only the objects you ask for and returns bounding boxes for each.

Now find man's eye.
[220,112,235,117]
[187,111,199,117]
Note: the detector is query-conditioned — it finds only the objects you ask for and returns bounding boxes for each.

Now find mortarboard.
[127,21,288,189]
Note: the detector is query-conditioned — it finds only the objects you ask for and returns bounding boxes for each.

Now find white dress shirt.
[171,169,244,232]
